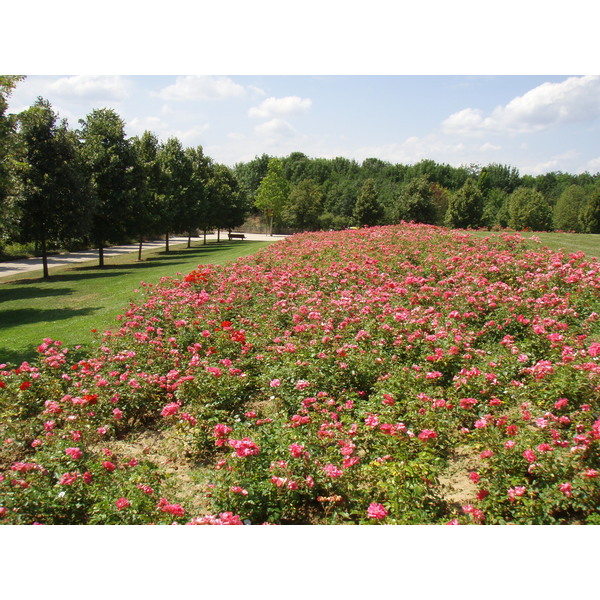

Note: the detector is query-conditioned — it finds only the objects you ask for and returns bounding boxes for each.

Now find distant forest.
[236,153,600,235]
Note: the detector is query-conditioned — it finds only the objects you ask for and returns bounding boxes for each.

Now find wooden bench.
[228,233,246,240]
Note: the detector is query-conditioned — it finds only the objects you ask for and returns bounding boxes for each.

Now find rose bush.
[1,224,599,524]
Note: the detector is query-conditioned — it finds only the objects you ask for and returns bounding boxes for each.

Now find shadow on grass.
[0,345,38,367]
[0,241,258,284]
[0,285,75,303]
[0,306,101,330]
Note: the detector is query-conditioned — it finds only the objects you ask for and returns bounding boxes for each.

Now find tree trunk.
[138,239,143,261]
[203,229,207,245]
[99,242,105,268]
[217,227,221,243]
[41,237,49,279]
[187,232,192,248]
[165,232,170,253]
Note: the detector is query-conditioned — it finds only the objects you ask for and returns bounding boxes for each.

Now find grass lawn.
[466,230,600,259]
[0,239,272,366]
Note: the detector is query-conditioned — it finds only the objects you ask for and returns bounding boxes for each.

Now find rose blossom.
[116,497,131,511]
[367,503,388,520]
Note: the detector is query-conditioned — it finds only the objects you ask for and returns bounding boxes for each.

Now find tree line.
[239,153,600,235]
[0,77,245,277]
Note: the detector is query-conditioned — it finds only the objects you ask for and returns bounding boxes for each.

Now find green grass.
[0,240,273,366]
[466,230,600,259]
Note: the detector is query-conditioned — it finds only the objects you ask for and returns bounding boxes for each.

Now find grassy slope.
[0,240,272,366]
[466,230,600,259]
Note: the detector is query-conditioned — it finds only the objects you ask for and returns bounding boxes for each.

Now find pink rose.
[116,497,130,511]
[367,502,388,520]
[65,447,82,460]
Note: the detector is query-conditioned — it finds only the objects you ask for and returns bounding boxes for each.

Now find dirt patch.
[438,446,480,508]
[104,428,213,516]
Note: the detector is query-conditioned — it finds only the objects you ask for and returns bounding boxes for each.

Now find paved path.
[0,233,286,280]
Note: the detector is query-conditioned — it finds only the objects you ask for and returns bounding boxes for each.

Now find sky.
[8,74,600,176]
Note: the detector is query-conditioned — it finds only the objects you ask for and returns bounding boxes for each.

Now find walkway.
[0,233,286,280]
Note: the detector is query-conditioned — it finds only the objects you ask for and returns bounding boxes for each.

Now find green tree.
[233,153,271,208]
[208,163,246,241]
[394,176,436,224]
[353,178,383,226]
[186,145,213,245]
[579,186,600,233]
[481,188,510,229]
[131,131,163,260]
[283,178,324,231]
[255,158,290,236]
[16,98,91,278]
[508,187,552,231]
[157,137,193,252]
[0,75,25,249]
[553,184,587,232]
[445,178,484,229]
[478,163,521,194]
[79,108,138,267]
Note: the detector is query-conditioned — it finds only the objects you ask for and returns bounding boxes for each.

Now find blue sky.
[8,74,600,175]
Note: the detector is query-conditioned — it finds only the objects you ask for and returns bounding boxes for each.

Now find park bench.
[228,232,246,240]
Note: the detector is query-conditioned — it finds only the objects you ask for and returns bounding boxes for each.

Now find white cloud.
[480,142,501,151]
[584,156,600,173]
[522,150,580,175]
[442,75,600,136]
[48,75,132,102]
[249,96,312,119]
[166,124,211,144]
[158,76,246,101]
[127,116,170,136]
[254,118,296,138]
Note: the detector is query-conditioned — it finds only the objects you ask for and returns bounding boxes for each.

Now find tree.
[353,178,383,226]
[481,188,510,229]
[283,178,324,231]
[0,75,25,249]
[553,184,587,232]
[208,163,246,241]
[478,163,521,194]
[508,187,552,231]
[579,186,600,233]
[394,176,436,224]
[157,137,193,252]
[186,146,212,245]
[16,98,91,278]
[445,178,484,229]
[131,131,164,260]
[233,153,271,208]
[255,158,289,235]
[79,108,138,267]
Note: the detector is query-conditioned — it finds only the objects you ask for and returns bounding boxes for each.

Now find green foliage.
[353,178,383,226]
[394,176,436,224]
[130,131,164,243]
[445,179,484,229]
[283,178,324,231]
[78,108,138,262]
[0,76,26,249]
[157,137,194,249]
[208,163,247,235]
[254,158,290,235]
[15,98,92,277]
[578,186,600,234]
[554,185,588,232]
[509,187,553,231]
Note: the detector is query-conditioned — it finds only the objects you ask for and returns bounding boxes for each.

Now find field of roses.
[1,223,599,525]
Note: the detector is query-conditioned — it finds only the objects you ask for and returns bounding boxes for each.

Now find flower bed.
[1,223,599,524]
